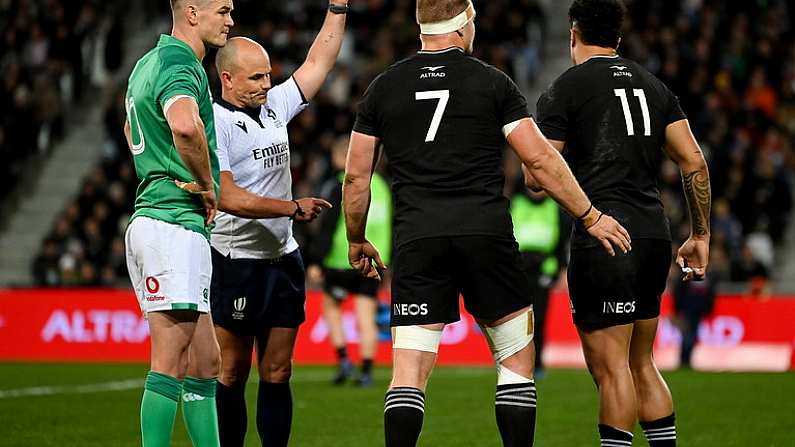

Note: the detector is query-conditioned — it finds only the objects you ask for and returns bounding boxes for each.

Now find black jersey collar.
[584,54,620,63]
[215,97,264,127]
[417,47,465,55]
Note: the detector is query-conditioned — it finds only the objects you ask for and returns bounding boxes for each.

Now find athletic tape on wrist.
[418,2,476,35]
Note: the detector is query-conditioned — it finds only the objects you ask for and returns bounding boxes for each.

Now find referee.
[209,3,349,446]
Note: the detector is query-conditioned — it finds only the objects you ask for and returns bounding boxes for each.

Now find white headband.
[419,2,476,35]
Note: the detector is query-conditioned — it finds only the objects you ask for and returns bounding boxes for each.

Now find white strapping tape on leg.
[482,308,534,363]
[393,326,443,353]
[497,364,533,386]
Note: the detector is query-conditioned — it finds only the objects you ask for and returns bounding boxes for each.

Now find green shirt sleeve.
[155,64,202,110]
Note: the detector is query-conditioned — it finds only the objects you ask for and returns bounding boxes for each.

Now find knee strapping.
[393,325,443,353]
[482,308,534,363]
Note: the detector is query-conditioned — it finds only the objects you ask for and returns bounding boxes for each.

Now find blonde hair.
[416,0,471,24]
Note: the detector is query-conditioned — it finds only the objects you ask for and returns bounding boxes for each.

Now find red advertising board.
[0,289,793,371]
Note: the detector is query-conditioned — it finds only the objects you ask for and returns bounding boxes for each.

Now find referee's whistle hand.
[293,197,333,222]
[585,213,632,256]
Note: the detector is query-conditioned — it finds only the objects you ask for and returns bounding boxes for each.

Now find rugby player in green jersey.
[123,1,233,445]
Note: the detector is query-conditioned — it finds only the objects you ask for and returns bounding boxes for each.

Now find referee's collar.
[215,97,264,127]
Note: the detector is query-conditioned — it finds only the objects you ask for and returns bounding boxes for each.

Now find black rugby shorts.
[391,236,533,326]
[210,248,306,334]
[567,239,672,329]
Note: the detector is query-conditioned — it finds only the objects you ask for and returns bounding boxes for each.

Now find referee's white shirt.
[211,77,309,259]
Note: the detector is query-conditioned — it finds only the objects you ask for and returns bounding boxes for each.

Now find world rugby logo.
[145,277,160,294]
[233,297,246,320]
[234,297,246,312]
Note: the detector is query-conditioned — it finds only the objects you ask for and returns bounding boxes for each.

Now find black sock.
[256,381,292,447]
[384,387,425,447]
[495,382,537,446]
[336,347,348,361]
[361,358,373,375]
[641,413,676,446]
[216,382,247,447]
[599,424,633,447]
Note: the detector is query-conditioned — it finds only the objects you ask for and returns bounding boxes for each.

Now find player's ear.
[570,29,576,49]
[186,4,199,26]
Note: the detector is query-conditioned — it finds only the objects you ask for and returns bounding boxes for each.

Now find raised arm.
[665,118,711,281]
[507,118,631,256]
[292,1,348,101]
[218,171,330,221]
[164,96,217,225]
[343,131,384,279]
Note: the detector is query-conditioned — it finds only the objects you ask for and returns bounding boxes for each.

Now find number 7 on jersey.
[416,90,450,142]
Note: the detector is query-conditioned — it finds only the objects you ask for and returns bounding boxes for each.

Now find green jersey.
[125,34,220,239]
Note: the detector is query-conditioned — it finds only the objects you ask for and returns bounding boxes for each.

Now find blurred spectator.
[1,0,125,205]
[621,0,795,287]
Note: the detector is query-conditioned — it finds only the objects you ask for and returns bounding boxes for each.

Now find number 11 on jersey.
[416,90,450,142]
[614,88,651,136]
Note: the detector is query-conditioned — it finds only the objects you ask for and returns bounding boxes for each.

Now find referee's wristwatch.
[329,2,349,14]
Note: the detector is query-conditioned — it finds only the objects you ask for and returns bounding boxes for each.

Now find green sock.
[141,371,182,447]
[182,376,220,447]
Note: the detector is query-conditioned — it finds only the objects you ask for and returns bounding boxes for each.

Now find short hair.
[568,0,626,48]
[171,0,209,10]
[416,0,470,24]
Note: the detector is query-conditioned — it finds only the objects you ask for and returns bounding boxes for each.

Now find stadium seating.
[621,0,794,285]
[0,0,125,207]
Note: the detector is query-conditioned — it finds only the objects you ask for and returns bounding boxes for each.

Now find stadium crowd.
[620,0,795,288]
[29,0,795,289]
[0,0,125,206]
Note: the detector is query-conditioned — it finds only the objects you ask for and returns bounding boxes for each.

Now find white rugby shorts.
[125,216,212,314]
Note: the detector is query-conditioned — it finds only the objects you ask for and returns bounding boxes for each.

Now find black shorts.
[210,248,306,334]
[567,239,671,330]
[323,269,379,300]
[391,236,533,326]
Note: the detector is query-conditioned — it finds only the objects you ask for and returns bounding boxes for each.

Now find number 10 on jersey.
[416,90,450,142]
[614,88,651,136]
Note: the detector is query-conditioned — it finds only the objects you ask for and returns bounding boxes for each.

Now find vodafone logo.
[145,277,160,294]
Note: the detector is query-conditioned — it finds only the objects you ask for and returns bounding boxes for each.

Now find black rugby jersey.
[536,55,686,249]
[353,47,530,248]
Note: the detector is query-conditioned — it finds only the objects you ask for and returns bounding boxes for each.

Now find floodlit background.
[0,0,794,445]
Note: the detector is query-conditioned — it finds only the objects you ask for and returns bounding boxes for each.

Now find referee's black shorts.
[567,239,672,330]
[210,248,306,335]
[390,236,533,327]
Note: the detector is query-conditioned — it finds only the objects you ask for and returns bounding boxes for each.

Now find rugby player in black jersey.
[535,1,711,445]
[342,1,633,445]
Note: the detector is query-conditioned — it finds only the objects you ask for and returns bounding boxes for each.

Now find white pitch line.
[0,367,496,400]
[0,379,143,399]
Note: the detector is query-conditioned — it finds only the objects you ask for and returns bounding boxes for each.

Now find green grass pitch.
[0,363,793,446]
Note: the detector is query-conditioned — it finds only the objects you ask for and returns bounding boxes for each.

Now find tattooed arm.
[665,119,711,281]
